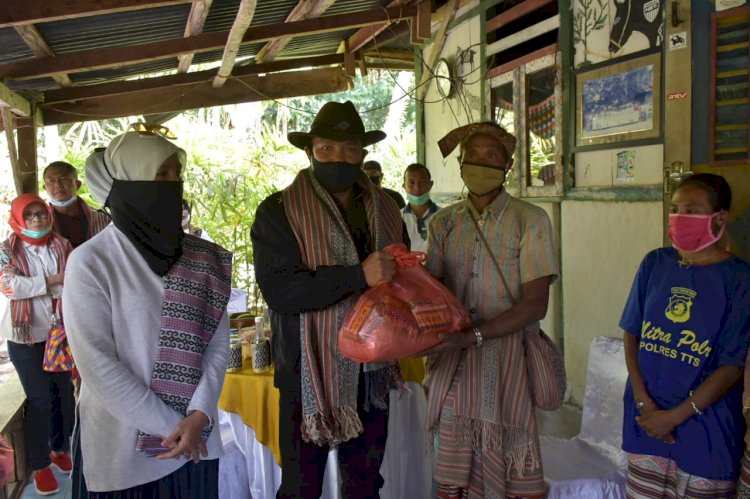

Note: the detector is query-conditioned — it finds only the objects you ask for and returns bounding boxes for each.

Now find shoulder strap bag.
[467,210,566,410]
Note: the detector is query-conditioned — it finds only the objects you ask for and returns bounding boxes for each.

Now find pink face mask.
[668,212,725,253]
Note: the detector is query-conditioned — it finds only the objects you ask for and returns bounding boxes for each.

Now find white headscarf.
[85,131,187,205]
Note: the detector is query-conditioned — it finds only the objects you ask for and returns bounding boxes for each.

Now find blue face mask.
[406,192,431,206]
[21,226,52,239]
[48,196,77,208]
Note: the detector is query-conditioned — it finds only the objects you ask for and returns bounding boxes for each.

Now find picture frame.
[575,51,662,148]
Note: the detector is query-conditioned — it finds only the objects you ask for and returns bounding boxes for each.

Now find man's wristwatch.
[473,327,483,347]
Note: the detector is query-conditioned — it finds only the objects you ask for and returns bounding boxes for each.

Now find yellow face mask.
[461,163,506,196]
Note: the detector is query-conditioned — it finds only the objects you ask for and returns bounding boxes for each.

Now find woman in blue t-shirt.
[620,173,750,498]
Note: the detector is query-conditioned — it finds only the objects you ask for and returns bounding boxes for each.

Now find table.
[217,358,431,499]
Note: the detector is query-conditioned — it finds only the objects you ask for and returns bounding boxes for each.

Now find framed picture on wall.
[575,51,661,148]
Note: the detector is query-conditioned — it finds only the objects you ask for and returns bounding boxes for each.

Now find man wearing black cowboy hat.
[251,101,409,498]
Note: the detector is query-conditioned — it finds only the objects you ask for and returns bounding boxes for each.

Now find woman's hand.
[636,408,678,444]
[45,273,64,288]
[417,330,478,355]
[157,411,210,463]
[2,264,19,277]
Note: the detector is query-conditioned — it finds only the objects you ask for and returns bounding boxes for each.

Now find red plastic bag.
[338,243,472,363]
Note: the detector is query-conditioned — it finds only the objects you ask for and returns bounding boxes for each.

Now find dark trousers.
[7,340,75,470]
[276,370,389,499]
[89,459,219,499]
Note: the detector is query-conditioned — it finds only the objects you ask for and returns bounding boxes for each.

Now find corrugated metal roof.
[2,0,412,98]
[0,28,34,63]
[35,5,191,55]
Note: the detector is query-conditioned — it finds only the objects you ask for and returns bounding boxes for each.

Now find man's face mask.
[460,163,506,196]
[312,158,363,193]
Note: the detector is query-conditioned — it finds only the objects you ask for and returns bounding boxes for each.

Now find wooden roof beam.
[177,0,213,73]
[212,0,257,88]
[40,67,349,125]
[0,0,194,28]
[255,0,338,64]
[364,48,413,62]
[0,4,418,81]
[0,81,33,116]
[346,0,424,54]
[416,0,459,100]
[14,25,73,87]
[1,108,21,193]
[43,53,345,104]
[359,21,410,53]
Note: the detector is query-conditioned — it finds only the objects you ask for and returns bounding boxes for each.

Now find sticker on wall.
[716,0,747,11]
[615,150,636,184]
[668,32,688,50]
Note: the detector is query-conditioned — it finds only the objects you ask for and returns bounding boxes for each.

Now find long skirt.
[626,454,736,498]
[84,459,218,499]
[737,450,750,499]
[434,378,545,498]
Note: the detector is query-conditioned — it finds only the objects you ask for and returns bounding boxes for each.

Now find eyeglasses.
[24,211,49,221]
[130,122,177,139]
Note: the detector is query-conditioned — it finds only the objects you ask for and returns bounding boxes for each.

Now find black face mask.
[311,157,362,193]
[107,179,184,276]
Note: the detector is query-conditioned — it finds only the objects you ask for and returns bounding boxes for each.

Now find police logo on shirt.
[665,287,697,324]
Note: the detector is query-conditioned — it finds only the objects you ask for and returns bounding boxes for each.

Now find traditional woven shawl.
[282,168,403,446]
[0,233,70,344]
[135,235,232,455]
[80,200,111,238]
[424,197,540,480]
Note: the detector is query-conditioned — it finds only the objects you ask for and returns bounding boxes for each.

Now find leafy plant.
[574,0,608,66]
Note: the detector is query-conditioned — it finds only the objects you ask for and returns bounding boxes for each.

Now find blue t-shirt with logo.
[620,247,750,480]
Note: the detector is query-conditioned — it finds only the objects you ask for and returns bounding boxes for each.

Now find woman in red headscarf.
[0,193,74,496]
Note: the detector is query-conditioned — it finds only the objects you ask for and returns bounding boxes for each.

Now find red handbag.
[42,299,75,373]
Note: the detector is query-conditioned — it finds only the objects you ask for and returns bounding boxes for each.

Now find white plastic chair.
[540,336,629,499]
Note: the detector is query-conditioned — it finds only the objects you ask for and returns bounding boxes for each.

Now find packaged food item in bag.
[338,243,471,362]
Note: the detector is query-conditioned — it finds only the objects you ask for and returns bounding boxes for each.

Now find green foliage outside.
[46,70,417,313]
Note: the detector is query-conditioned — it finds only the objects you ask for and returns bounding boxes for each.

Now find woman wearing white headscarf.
[64,130,233,498]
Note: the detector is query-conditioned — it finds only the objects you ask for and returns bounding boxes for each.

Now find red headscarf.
[9,193,54,246]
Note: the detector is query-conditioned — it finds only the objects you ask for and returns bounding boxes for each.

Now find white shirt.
[0,241,62,344]
[63,226,229,492]
[401,201,440,253]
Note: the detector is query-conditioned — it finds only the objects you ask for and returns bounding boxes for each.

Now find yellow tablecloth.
[218,357,425,467]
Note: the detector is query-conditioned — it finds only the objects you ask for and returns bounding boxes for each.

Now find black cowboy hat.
[287,101,386,149]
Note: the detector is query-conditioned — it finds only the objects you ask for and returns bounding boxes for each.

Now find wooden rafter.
[0,4,418,81]
[416,0,459,100]
[359,22,410,53]
[1,107,22,194]
[177,0,213,73]
[255,0,338,64]
[43,54,346,104]
[0,82,33,116]
[364,48,413,63]
[212,0,257,88]
[14,25,73,87]
[346,0,417,54]
[0,0,193,28]
[40,67,349,125]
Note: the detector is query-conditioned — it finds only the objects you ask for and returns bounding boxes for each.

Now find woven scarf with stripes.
[283,168,403,447]
[0,233,70,344]
[135,235,232,455]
